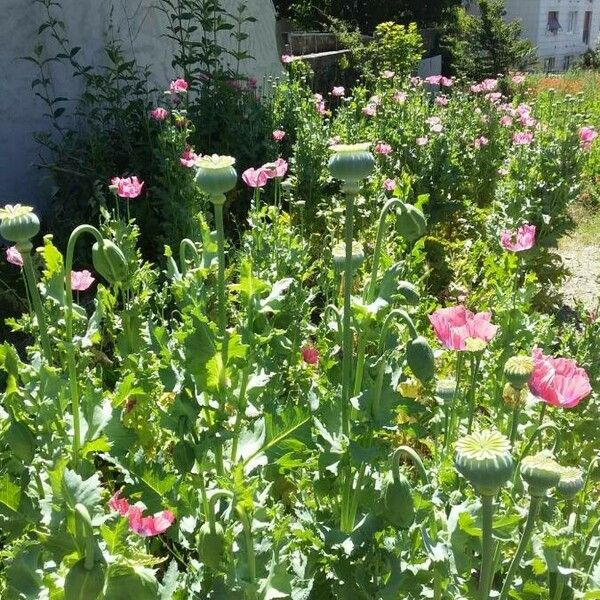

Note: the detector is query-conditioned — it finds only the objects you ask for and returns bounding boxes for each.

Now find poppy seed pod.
[92,239,128,285]
[195,154,237,197]
[556,466,584,499]
[382,470,415,529]
[328,143,375,182]
[520,451,562,497]
[455,430,514,496]
[198,521,226,570]
[504,355,535,389]
[0,204,40,246]
[503,383,528,408]
[332,240,364,273]
[436,378,457,402]
[406,336,435,382]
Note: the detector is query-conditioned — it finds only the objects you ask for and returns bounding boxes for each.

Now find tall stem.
[479,495,495,599]
[467,353,482,434]
[498,496,543,600]
[236,506,256,585]
[509,405,521,446]
[445,352,464,451]
[213,199,227,361]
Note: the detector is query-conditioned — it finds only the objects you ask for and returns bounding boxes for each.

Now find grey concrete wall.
[0,0,282,211]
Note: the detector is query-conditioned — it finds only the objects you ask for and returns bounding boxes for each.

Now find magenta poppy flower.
[500,223,536,252]
[6,246,23,267]
[111,176,144,199]
[281,54,293,64]
[71,269,95,292]
[429,305,498,351]
[331,86,345,97]
[108,490,130,516]
[513,131,534,146]
[180,148,200,168]
[169,78,188,94]
[150,107,169,121]
[441,76,453,87]
[302,345,319,365]
[272,129,286,141]
[242,167,269,188]
[127,505,175,537]
[529,348,592,409]
[375,142,392,155]
[383,178,396,191]
[579,126,598,151]
[262,158,288,179]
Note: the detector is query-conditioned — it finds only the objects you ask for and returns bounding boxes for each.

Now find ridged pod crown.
[556,466,584,499]
[520,451,562,497]
[195,154,237,198]
[0,204,40,246]
[455,430,514,496]
[332,240,365,272]
[503,383,528,408]
[328,143,375,182]
[504,355,535,389]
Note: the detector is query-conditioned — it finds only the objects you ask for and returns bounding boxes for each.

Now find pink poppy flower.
[416,136,429,147]
[263,158,288,179]
[108,490,130,516]
[513,131,534,146]
[111,176,144,199]
[316,101,327,115]
[393,91,407,104]
[500,223,536,252]
[71,269,95,292]
[431,123,443,133]
[273,129,286,142]
[529,348,592,409]
[512,74,526,85]
[429,305,498,351]
[383,178,396,191]
[180,148,200,168]
[485,92,502,104]
[375,142,392,155]
[242,167,269,188]
[328,136,341,146]
[331,86,345,97]
[169,79,188,94]
[520,114,537,127]
[516,104,532,116]
[500,115,513,127]
[281,54,293,64]
[362,104,377,117]
[150,107,169,121]
[247,76,258,89]
[302,345,319,365]
[435,95,449,107]
[425,75,443,85]
[369,95,382,106]
[410,76,422,86]
[474,136,489,149]
[441,76,454,87]
[127,505,176,537]
[579,126,598,151]
[6,246,23,267]
[382,70,396,79]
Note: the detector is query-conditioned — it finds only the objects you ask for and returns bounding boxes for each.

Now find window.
[567,11,578,33]
[563,55,572,70]
[583,11,592,44]
[547,11,562,34]
[544,56,556,72]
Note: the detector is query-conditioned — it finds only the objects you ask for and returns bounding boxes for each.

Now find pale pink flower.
[416,136,429,146]
[529,348,592,409]
[272,129,286,142]
[111,176,144,199]
[500,115,513,127]
[263,158,288,179]
[383,178,396,191]
[6,246,23,268]
[426,116,441,126]
[435,95,449,107]
[485,92,502,103]
[314,93,323,102]
[513,131,534,146]
[425,75,443,85]
[150,107,169,121]
[429,305,498,351]
[474,136,489,149]
[520,114,537,127]
[328,136,341,146]
[375,142,392,155]
[431,123,444,133]
[108,491,130,517]
[498,167,509,176]
[393,91,407,104]
[579,126,598,151]
[331,86,345,97]
[441,76,454,87]
[180,148,200,168]
[242,167,269,188]
[516,103,532,117]
[127,504,175,537]
[169,79,188,94]
[512,74,526,85]
[369,95,382,106]
[382,70,396,79]
[500,223,536,251]
[281,54,293,64]
[71,270,95,292]
[410,76,422,86]
[362,104,377,117]
[302,345,319,365]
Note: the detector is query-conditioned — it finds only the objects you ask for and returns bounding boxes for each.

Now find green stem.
[467,353,482,434]
[577,456,599,534]
[21,250,52,362]
[479,495,495,600]
[498,496,543,600]
[236,506,256,585]
[509,405,521,446]
[179,238,200,274]
[445,352,464,452]
[353,331,367,397]
[212,199,227,362]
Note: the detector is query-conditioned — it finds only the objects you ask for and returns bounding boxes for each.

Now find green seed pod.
[0,205,40,244]
[455,430,514,496]
[556,467,584,499]
[195,154,237,197]
[332,240,364,273]
[198,521,226,570]
[396,281,420,306]
[436,378,457,402]
[5,420,36,463]
[406,336,435,382]
[328,143,375,182]
[396,203,427,242]
[382,471,415,529]
[520,451,562,497]
[92,239,128,285]
[64,559,105,600]
[502,383,528,408]
[504,355,535,390]
[173,441,196,472]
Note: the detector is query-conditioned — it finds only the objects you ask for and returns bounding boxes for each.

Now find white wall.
[0,0,282,211]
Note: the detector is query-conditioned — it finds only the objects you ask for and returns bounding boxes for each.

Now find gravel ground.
[558,245,600,308]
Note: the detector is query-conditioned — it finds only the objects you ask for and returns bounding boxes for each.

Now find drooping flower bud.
[328,143,375,182]
[92,239,128,285]
[502,383,528,408]
[455,430,513,496]
[195,154,237,199]
[0,204,40,248]
[504,355,534,389]
[520,451,562,497]
[556,466,584,499]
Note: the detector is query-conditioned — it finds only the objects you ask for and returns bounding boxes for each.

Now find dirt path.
[558,245,600,308]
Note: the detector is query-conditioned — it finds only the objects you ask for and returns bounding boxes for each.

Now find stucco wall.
[0,0,282,211]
